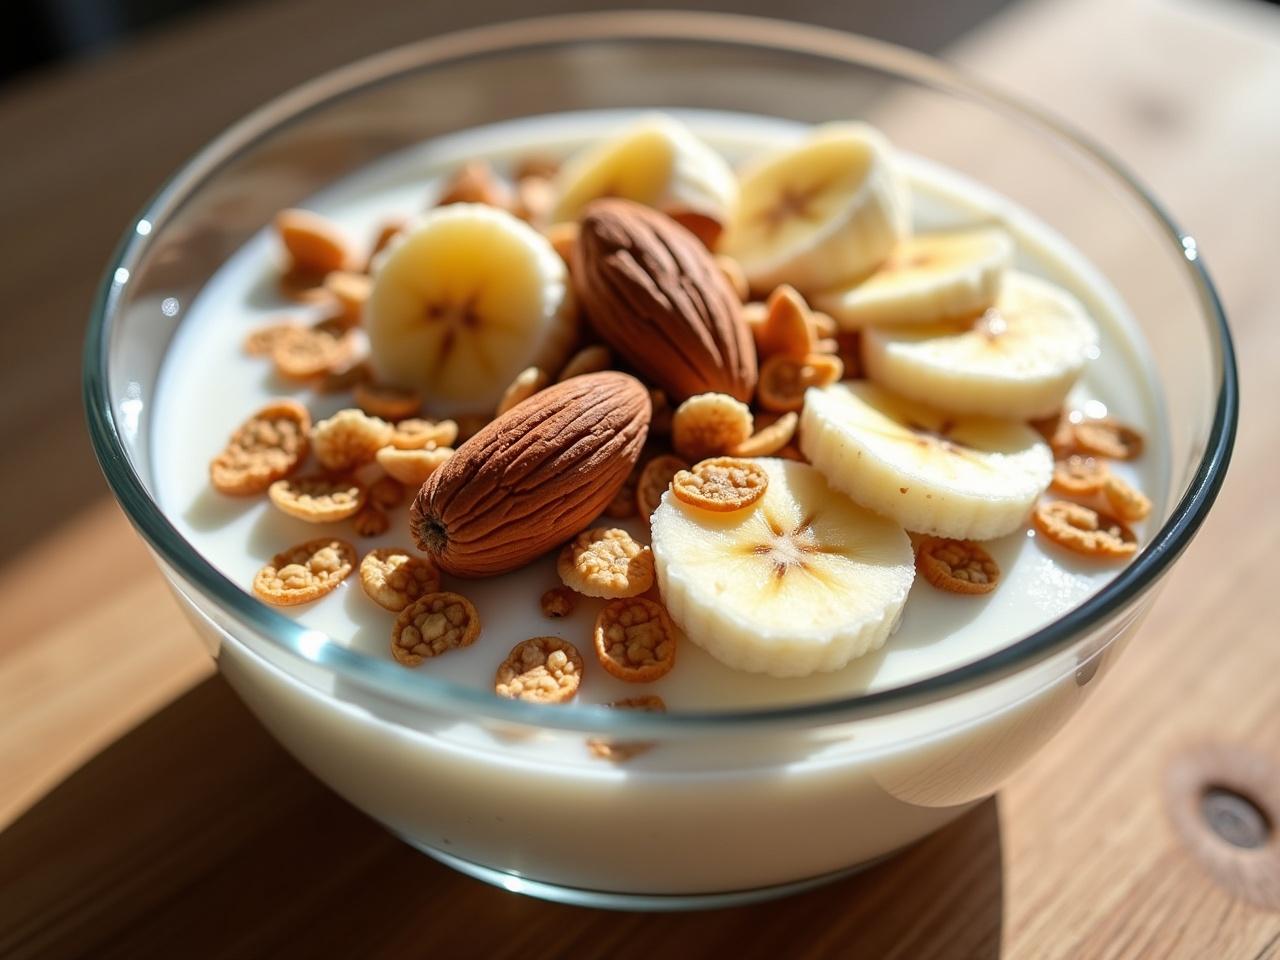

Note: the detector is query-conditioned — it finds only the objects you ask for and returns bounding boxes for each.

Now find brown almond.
[410,372,650,577]
[574,199,756,403]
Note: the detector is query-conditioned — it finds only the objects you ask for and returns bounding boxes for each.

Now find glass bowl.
[84,12,1237,910]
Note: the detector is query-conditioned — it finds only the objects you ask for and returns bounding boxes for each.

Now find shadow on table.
[0,676,1004,960]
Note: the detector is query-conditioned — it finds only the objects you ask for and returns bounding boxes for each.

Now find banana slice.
[551,114,737,245]
[801,382,1052,539]
[813,226,1013,329]
[861,271,1099,420]
[651,458,914,677]
[720,122,909,296]
[366,204,576,415]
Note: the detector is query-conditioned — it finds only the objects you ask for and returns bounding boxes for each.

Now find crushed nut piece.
[210,400,310,495]
[672,457,769,512]
[557,528,655,599]
[1103,474,1153,522]
[436,160,511,208]
[593,598,677,683]
[751,284,818,359]
[275,208,351,276]
[495,637,584,703]
[323,270,371,327]
[558,345,612,382]
[353,382,422,422]
[636,454,688,516]
[243,322,303,357]
[1073,418,1145,461]
[375,444,453,486]
[587,695,667,762]
[360,547,441,612]
[1033,500,1137,559]
[715,255,749,302]
[271,323,359,381]
[496,366,549,416]
[312,408,393,471]
[916,537,1000,595]
[268,474,366,522]
[253,537,355,606]
[352,504,390,537]
[392,591,481,666]
[390,418,458,450]
[1051,455,1110,496]
[672,393,754,461]
[757,352,844,412]
[540,586,577,618]
[368,476,405,510]
[730,411,798,458]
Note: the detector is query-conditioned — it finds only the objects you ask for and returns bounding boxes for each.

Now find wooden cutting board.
[2,0,1278,955]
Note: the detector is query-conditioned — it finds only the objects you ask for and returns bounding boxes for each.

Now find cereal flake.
[557,528,655,599]
[391,591,481,666]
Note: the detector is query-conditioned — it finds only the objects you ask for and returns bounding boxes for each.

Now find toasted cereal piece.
[1103,474,1152,522]
[352,504,390,537]
[1051,455,1110,496]
[557,528,655,599]
[557,344,612,382]
[323,270,372,326]
[278,268,334,305]
[392,591,481,666]
[545,221,579,271]
[268,474,366,522]
[495,637,584,703]
[312,408,393,471]
[1033,500,1137,559]
[811,310,838,339]
[375,445,453,486]
[1032,410,1078,457]
[253,537,356,606]
[243,321,304,357]
[916,537,1000,595]
[360,547,441,612]
[648,388,673,436]
[365,217,408,272]
[636,454,688,516]
[672,457,768,512]
[1073,418,1145,461]
[729,411,798,458]
[275,209,351,276]
[210,400,310,495]
[605,460,641,519]
[751,285,818,359]
[496,366,549,416]
[540,586,577,618]
[368,476,406,510]
[354,382,422,422]
[586,695,666,763]
[715,255,749,302]
[271,322,359,381]
[436,159,512,208]
[593,598,677,683]
[315,359,373,394]
[671,392,754,461]
[757,352,844,412]
[390,418,458,450]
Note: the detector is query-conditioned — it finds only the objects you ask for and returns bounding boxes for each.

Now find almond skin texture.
[410,372,650,576]
[574,199,757,404]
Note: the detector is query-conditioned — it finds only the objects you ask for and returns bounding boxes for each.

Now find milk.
[151,111,1169,898]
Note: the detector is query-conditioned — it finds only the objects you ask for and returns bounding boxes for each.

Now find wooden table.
[2,0,1278,955]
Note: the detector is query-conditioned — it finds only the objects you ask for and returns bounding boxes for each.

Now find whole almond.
[410,371,650,576]
[574,199,757,403]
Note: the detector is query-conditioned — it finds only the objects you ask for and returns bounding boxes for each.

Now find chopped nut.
[368,476,406,510]
[1033,500,1137,559]
[323,270,372,327]
[540,586,577,618]
[311,408,393,471]
[243,321,304,357]
[593,598,677,683]
[275,208,351,275]
[730,411,798,458]
[392,591,481,666]
[715,255,749,302]
[672,457,769,512]
[353,382,422,422]
[636,454,688,516]
[253,537,355,606]
[271,322,359,381]
[672,392,754,461]
[757,352,844,412]
[1073,418,1145,461]
[751,284,818,359]
[916,537,1000,595]
[210,400,310,495]
[268,474,366,522]
[1051,455,1110,496]
[375,444,453,486]
[587,695,666,762]
[1103,474,1152,522]
[352,504,391,537]
[390,418,458,450]
[436,160,511,208]
[496,366,549,416]
[365,217,408,272]
[495,636,584,703]
[557,528,655,599]
[557,345,612,382]
[360,547,441,612]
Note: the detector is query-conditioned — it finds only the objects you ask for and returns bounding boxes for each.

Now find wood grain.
[1,0,1278,956]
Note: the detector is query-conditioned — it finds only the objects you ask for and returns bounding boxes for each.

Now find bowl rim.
[83,10,1238,735]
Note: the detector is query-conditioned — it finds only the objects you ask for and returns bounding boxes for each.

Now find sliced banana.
[861,271,1099,420]
[651,458,914,677]
[551,114,737,242]
[801,382,1052,540]
[813,226,1013,329]
[720,122,909,296]
[365,204,576,416]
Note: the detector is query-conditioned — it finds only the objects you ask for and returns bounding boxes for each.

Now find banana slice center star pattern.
[755,180,833,238]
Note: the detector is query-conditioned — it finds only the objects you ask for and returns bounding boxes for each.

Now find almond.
[574,199,757,404]
[410,371,650,576]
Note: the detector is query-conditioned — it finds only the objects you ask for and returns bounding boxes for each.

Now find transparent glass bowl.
[84,13,1236,910]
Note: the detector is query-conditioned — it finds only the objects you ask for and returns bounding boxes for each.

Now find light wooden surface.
[2,0,1279,955]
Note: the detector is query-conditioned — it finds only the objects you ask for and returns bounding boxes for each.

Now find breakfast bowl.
[84,12,1236,909]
